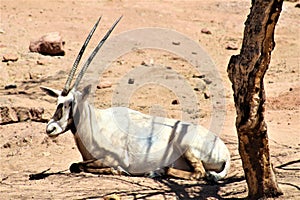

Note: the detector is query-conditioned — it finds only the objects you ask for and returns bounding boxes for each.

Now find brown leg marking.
[184,149,206,180]
[69,160,123,175]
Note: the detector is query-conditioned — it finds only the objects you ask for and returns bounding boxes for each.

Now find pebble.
[128,78,135,84]
[97,81,112,89]
[203,78,212,85]
[2,54,18,62]
[201,28,212,35]
[37,60,45,65]
[29,32,65,56]
[225,44,238,50]
[3,142,11,148]
[192,74,205,79]
[4,84,17,90]
[172,41,181,45]
[171,99,179,105]
[204,92,210,99]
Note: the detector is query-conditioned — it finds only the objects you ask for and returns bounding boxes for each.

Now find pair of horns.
[63,16,122,94]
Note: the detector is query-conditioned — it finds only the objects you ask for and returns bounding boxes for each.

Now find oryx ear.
[82,84,92,101]
[40,86,62,97]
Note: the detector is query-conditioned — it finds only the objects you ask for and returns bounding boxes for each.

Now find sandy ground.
[0,0,299,199]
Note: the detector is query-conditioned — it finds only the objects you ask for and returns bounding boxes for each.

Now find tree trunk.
[227,0,284,199]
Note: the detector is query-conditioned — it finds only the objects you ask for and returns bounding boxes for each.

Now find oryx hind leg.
[184,149,206,180]
[69,160,122,175]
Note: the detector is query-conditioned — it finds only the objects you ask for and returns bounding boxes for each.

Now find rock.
[2,53,18,62]
[192,74,205,79]
[36,60,45,65]
[0,106,48,125]
[97,81,112,89]
[201,28,212,34]
[29,32,65,56]
[204,92,210,99]
[0,106,18,124]
[4,84,17,89]
[203,78,212,85]
[225,44,238,50]
[296,3,300,8]
[171,99,179,105]
[3,142,11,148]
[141,60,148,66]
[172,41,181,45]
[141,59,154,66]
[128,78,135,84]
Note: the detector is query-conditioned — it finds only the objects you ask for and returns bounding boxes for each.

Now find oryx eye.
[53,103,63,121]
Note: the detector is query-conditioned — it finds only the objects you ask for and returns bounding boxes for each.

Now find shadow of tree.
[155,176,246,200]
[28,169,246,199]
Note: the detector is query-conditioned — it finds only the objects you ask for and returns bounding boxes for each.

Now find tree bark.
[227,0,284,199]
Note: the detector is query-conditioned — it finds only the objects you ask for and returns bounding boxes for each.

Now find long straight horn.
[72,16,122,90]
[63,17,102,95]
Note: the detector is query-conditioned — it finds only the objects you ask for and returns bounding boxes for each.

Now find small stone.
[2,54,18,62]
[128,78,135,84]
[172,41,180,45]
[225,44,238,50]
[201,28,212,35]
[3,142,11,148]
[97,81,112,89]
[4,84,17,90]
[141,61,148,66]
[289,88,293,91]
[116,60,125,65]
[36,60,45,65]
[29,32,65,56]
[192,74,205,79]
[141,59,154,66]
[204,92,210,99]
[171,99,179,105]
[295,3,300,8]
[203,78,212,84]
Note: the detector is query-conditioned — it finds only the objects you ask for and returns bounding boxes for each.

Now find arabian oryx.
[40,17,230,182]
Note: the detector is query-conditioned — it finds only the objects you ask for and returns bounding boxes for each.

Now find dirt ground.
[0,0,299,199]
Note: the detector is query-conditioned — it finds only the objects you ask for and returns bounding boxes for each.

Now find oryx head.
[41,17,122,137]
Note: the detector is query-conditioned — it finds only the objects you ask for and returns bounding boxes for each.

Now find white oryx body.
[41,17,230,182]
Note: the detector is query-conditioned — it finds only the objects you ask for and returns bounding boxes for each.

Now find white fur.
[58,89,231,181]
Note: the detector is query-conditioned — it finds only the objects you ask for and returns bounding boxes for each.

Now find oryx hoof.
[69,163,82,173]
[190,171,205,180]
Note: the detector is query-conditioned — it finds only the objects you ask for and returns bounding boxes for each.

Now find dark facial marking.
[53,103,63,121]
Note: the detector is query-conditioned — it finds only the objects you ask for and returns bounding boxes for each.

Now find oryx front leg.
[184,149,206,180]
[69,160,122,175]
